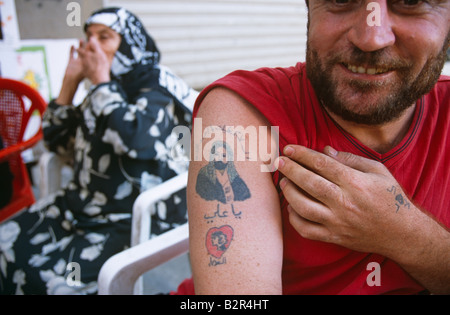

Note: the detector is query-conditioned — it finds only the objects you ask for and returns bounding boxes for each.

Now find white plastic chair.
[98,222,189,295]
[131,172,189,246]
[38,151,65,198]
[98,172,190,295]
[39,152,190,295]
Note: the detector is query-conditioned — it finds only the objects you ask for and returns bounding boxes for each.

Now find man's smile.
[342,63,392,75]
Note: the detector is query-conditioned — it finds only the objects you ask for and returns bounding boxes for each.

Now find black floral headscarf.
[84,7,161,95]
[83,7,197,114]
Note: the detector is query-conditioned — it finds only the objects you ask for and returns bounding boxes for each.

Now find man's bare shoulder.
[196,86,270,126]
[187,86,283,295]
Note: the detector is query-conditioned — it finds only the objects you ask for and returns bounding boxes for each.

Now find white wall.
[103,0,308,89]
[443,62,450,76]
[15,0,103,40]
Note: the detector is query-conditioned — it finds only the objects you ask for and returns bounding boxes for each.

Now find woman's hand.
[78,37,111,85]
[56,42,85,105]
[65,43,85,84]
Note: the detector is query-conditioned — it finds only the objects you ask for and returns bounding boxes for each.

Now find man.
[186,0,450,294]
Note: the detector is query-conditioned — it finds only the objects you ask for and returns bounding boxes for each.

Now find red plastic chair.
[0,78,47,222]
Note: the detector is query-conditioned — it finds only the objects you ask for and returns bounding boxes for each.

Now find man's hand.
[277,145,419,257]
[277,144,450,294]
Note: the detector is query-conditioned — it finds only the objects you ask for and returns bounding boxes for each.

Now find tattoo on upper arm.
[206,225,234,266]
[196,141,251,223]
[387,185,411,213]
[196,140,252,267]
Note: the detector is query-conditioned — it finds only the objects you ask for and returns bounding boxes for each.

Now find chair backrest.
[132,171,189,246]
[98,223,189,295]
[0,78,47,222]
[0,78,47,161]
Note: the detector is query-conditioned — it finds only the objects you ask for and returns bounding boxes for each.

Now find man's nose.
[347,1,395,52]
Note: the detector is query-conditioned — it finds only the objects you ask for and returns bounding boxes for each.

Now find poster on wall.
[15,45,52,102]
[2,39,88,104]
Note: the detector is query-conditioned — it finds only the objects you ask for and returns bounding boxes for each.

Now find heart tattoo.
[206,225,234,259]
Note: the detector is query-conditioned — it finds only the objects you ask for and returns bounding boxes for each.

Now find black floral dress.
[0,64,197,294]
[0,6,200,295]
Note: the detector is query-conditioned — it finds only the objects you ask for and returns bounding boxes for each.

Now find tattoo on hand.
[387,186,411,213]
[206,225,234,267]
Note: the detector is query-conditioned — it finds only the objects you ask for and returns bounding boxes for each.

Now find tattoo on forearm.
[206,225,234,267]
[387,185,411,213]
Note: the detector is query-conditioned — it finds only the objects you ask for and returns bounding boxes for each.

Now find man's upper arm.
[187,87,283,295]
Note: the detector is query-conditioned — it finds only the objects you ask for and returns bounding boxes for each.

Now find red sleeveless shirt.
[178,63,450,295]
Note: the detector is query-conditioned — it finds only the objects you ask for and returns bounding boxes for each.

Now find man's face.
[212,233,227,249]
[213,146,229,171]
[306,0,450,125]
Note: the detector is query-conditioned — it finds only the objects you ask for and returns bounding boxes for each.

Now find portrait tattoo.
[206,225,234,267]
[196,141,251,222]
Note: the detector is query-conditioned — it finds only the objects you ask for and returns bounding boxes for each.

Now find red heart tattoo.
[206,225,234,259]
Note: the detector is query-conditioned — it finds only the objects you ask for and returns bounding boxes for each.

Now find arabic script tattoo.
[387,185,411,213]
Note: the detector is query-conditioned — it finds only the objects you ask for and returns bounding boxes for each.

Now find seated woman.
[0,7,197,295]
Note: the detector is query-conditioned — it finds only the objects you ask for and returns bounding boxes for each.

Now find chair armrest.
[38,151,63,198]
[131,172,188,246]
[38,151,74,198]
[98,223,189,295]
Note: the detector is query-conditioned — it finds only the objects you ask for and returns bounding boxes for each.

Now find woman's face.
[85,23,121,64]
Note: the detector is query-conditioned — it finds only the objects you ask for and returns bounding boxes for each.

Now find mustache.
[329,48,413,70]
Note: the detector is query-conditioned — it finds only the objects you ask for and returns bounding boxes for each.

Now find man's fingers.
[282,145,354,186]
[280,178,333,225]
[277,155,342,205]
[324,146,386,174]
[287,206,334,243]
[281,145,387,184]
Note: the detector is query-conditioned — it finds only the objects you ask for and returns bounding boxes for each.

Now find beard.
[214,161,228,171]
[306,34,449,126]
